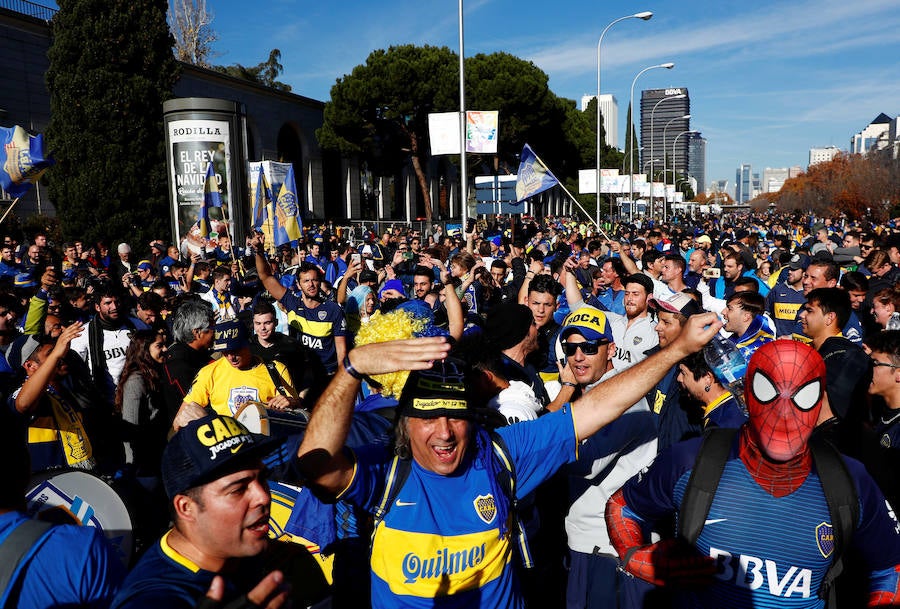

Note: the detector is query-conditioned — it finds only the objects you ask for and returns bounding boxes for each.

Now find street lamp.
[667,129,699,222]
[662,113,690,210]
[629,62,675,221]
[596,10,652,227]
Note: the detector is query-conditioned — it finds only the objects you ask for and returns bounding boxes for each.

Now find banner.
[0,125,53,197]
[466,111,498,153]
[429,111,500,155]
[251,165,271,231]
[515,144,560,202]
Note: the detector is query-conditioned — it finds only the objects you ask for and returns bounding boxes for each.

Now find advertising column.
[163,98,248,255]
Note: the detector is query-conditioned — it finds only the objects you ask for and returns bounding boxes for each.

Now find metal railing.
[0,0,56,21]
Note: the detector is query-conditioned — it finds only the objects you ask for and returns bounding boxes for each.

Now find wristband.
[342,354,365,380]
[561,381,577,388]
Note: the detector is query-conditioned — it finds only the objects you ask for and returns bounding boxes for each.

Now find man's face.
[868,351,900,398]
[96,296,120,322]
[802,266,835,295]
[842,235,859,249]
[0,303,17,335]
[660,260,682,285]
[654,311,683,348]
[310,244,320,257]
[119,249,131,262]
[676,363,707,401]
[527,291,557,329]
[873,299,895,328]
[298,271,320,299]
[65,246,77,261]
[223,347,253,370]
[136,305,157,326]
[578,255,590,269]
[688,250,707,274]
[406,416,472,475]
[413,275,433,299]
[563,332,609,386]
[253,313,276,342]
[138,267,152,282]
[193,326,215,350]
[0,247,13,262]
[723,301,749,334]
[623,283,649,319]
[599,262,617,287]
[410,238,421,252]
[723,258,741,281]
[787,267,804,286]
[34,235,46,248]
[847,290,867,311]
[490,266,506,286]
[213,273,231,293]
[28,247,40,262]
[187,467,271,562]
[799,300,828,339]
[171,266,186,280]
[30,344,68,377]
[44,315,63,339]
[889,246,900,266]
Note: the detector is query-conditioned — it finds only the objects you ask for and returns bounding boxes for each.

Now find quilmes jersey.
[340,407,578,609]
[280,292,346,374]
[622,437,900,608]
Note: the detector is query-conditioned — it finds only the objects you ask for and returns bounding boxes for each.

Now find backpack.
[677,427,858,605]
[371,429,533,568]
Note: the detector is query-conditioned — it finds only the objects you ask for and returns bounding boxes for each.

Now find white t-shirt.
[607,312,659,372]
[488,380,543,425]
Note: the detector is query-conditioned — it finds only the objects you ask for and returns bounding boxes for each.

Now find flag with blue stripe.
[203,161,223,208]
[252,165,271,230]
[515,143,559,202]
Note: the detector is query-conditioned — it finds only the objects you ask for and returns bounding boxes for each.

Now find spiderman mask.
[745,341,825,462]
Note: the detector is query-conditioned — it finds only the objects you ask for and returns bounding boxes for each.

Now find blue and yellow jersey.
[766,283,805,338]
[280,293,346,373]
[341,408,578,609]
[732,315,774,361]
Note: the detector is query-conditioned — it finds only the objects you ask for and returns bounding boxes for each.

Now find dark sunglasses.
[561,339,608,356]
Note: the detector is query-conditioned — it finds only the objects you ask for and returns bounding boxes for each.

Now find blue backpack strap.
[489,431,533,569]
[372,455,410,531]
[0,519,55,606]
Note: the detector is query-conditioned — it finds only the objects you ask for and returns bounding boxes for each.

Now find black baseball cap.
[162,414,283,499]
[399,357,476,420]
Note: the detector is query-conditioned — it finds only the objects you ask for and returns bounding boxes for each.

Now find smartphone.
[466,218,476,233]
[402,251,414,261]
[351,253,361,265]
[703,267,721,279]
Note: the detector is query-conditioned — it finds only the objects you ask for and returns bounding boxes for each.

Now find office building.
[789,166,803,179]
[809,146,840,168]
[762,167,789,193]
[735,163,752,203]
[640,88,690,180]
[581,93,619,149]
[687,133,706,195]
[851,113,891,154]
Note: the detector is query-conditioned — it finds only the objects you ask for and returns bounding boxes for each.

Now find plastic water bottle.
[704,334,748,413]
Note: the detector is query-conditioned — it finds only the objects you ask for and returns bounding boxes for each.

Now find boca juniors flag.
[272,165,302,246]
[0,126,54,197]
[515,143,560,203]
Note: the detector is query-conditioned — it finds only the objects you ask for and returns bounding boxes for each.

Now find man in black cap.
[484,301,549,408]
[111,414,329,608]
[295,310,722,609]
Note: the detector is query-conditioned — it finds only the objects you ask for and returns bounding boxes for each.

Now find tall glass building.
[640,88,690,180]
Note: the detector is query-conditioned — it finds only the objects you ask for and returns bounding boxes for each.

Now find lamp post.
[597,11,652,227]
[629,62,674,221]
[668,129,698,222]
[662,114,690,219]
[649,94,685,218]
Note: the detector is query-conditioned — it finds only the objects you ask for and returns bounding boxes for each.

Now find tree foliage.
[774,151,900,220]
[168,0,218,67]
[46,0,180,246]
[318,45,601,221]
[318,45,459,223]
[214,49,292,92]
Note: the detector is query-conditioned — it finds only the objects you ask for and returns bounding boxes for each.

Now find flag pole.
[527,149,608,240]
[0,198,21,226]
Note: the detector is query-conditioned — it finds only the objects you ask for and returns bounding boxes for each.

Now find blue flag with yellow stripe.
[515,143,559,203]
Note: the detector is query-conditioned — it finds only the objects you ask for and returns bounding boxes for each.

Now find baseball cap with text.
[161,414,283,499]
[560,306,614,343]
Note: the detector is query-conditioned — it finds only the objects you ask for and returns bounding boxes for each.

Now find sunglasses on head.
[561,339,608,356]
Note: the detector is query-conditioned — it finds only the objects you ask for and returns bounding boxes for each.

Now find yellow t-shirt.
[184,357,295,416]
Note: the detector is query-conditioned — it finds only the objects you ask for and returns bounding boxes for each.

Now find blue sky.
[208,0,899,192]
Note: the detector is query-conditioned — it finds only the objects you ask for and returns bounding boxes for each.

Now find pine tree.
[46,0,180,246]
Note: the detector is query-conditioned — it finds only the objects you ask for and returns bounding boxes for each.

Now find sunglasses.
[561,339,608,356]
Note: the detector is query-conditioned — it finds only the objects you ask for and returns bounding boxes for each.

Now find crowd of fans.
[3,210,900,608]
